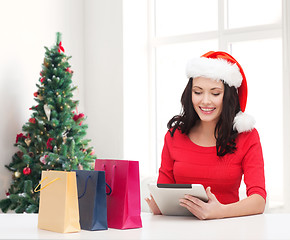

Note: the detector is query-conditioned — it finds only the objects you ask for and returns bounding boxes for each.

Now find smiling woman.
[146,51,266,220]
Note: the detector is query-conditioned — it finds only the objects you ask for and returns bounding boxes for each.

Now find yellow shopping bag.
[35,170,80,233]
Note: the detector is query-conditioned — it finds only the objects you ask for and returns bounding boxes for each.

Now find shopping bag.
[36,170,80,233]
[74,170,109,231]
[94,159,142,229]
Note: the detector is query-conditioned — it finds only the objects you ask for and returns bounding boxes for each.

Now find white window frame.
[147,0,290,212]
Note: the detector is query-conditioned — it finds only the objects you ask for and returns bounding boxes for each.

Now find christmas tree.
[0,32,96,213]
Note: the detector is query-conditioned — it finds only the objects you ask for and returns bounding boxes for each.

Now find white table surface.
[0,212,289,240]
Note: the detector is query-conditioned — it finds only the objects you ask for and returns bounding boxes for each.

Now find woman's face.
[192,77,224,124]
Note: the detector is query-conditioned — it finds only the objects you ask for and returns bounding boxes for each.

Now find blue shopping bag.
[74,170,110,231]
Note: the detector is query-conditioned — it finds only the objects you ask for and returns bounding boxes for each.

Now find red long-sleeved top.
[157,128,266,204]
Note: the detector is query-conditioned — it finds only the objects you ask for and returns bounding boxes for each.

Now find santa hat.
[186,51,255,133]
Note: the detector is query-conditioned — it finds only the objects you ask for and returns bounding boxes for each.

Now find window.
[149,0,287,211]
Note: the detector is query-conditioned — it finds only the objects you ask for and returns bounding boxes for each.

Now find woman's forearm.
[222,194,266,218]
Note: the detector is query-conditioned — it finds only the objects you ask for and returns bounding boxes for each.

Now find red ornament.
[90,149,95,155]
[34,92,39,97]
[46,138,54,150]
[23,167,31,175]
[58,41,65,53]
[16,133,26,143]
[65,67,73,74]
[5,192,10,197]
[73,113,85,121]
[73,113,85,126]
[40,77,45,83]
[29,118,36,124]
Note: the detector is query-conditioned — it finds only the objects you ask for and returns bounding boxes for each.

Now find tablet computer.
[147,183,208,216]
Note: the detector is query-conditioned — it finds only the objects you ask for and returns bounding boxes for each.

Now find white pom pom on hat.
[233,111,255,133]
[186,51,255,133]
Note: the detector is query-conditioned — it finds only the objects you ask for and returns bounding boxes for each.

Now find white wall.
[123,0,153,173]
[84,0,124,159]
[0,0,85,199]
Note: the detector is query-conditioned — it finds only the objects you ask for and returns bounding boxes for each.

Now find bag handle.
[106,183,112,195]
[78,175,91,199]
[77,174,112,198]
[101,164,116,194]
[34,177,60,192]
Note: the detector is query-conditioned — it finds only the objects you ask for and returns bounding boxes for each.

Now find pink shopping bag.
[94,159,142,229]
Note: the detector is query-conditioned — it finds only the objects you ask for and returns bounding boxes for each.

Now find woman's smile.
[199,107,216,114]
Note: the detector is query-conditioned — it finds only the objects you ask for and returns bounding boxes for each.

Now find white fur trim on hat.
[233,111,255,133]
[186,57,243,88]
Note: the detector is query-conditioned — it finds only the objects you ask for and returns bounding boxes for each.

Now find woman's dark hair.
[167,77,240,156]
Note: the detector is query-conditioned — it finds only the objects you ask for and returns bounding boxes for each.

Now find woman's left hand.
[179,186,225,220]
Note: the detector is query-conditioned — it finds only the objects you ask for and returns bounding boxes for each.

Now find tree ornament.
[58,41,65,53]
[33,92,39,97]
[78,164,83,170]
[14,171,21,178]
[23,166,31,175]
[44,58,49,67]
[24,138,31,146]
[90,149,95,155]
[16,133,26,143]
[29,118,36,124]
[43,104,51,121]
[65,68,73,74]
[46,138,54,150]
[60,106,63,111]
[5,191,10,197]
[38,94,44,100]
[62,131,68,143]
[16,151,24,159]
[40,77,45,83]
[40,155,48,164]
[28,152,34,158]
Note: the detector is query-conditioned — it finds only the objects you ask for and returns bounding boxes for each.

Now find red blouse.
[157,128,267,204]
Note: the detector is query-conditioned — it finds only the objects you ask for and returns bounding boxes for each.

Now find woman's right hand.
[145,194,162,215]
